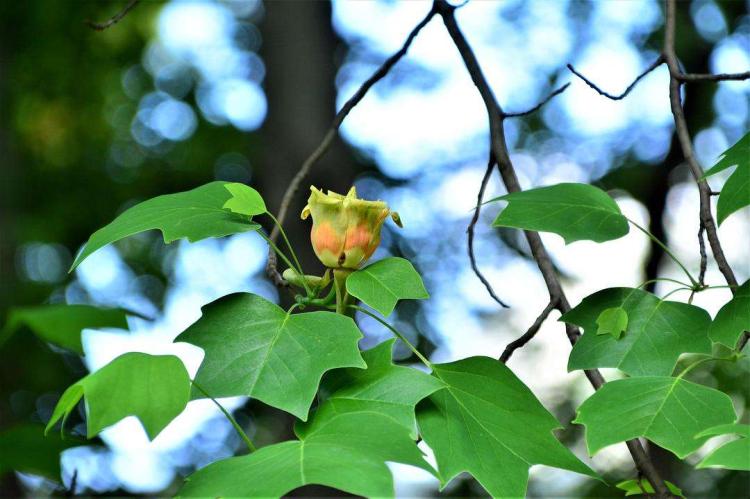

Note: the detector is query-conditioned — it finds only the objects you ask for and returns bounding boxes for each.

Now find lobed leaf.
[0,424,85,481]
[346,257,429,316]
[563,288,711,376]
[708,280,750,349]
[575,376,736,458]
[616,479,684,497]
[595,306,628,339]
[45,352,191,440]
[175,293,366,421]
[222,182,267,216]
[417,357,596,497]
[704,132,749,225]
[70,182,262,270]
[491,183,629,244]
[696,424,750,471]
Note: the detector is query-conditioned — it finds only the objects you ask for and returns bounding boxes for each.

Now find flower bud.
[301,186,401,269]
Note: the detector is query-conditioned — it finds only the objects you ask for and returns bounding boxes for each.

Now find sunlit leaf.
[696,424,750,471]
[563,288,711,376]
[575,376,736,458]
[708,280,750,349]
[596,306,628,339]
[45,352,191,440]
[616,478,684,497]
[222,182,266,216]
[346,257,429,316]
[491,183,629,244]
[0,424,85,481]
[1,304,129,355]
[175,293,366,421]
[417,357,596,497]
[71,182,261,270]
[704,132,749,225]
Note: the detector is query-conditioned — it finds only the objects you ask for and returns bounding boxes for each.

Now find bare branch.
[85,0,139,31]
[678,71,750,82]
[504,83,570,118]
[266,5,438,284]
[697,226,707,287]
[467,156,509,308]
[500,299,557,362]
[566,56,664,100]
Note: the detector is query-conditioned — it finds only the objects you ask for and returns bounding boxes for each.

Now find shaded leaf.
[563,288,711,376]
[71,182,260,270]
[696,423,750,471]
[709,280,750,349]
[575,376,736,458]
[596,307,628,339]
[491,183,629,244]
[616,478,684,497]
[346,257,429,316]
[704,132,749,225]
[417,357,596,497]
[175,293,365,420]
[222,182,266,216]
[45,352,191,440]
[0,424,85,481]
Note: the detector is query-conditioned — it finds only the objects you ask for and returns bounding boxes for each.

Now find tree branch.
[500,299,557,362]
[85,0,139,31]
[504,83,570,118]
[566,56,664,100]
[677,71,750,82]
[265,4,438,285]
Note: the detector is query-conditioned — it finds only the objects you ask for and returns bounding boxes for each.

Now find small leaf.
[45,352,191,440]
[346,257,429,316]
[563,288,711,376]
[222,182,266,216]
[709,280,750,349]
[417,357,596,497]
[175,293,365,421]
[1,304,130,355]
[0,424,85,481]
[71,182,261,270]
[704,132,749,225]
[696,423,750,471]
[491,183,629,244]
[574,376,736,458]
[616,478,684,497]
[595,307,628,339]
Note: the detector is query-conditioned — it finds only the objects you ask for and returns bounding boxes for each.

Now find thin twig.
[65,469,78,497]
[678,71,750,82]
[504,83,570,118]
[467,155,509,308]
[500,299,557,362]
[85,0,139,31]
[265,5,438,285]
[697,226,707,287]
[566,55,664,100]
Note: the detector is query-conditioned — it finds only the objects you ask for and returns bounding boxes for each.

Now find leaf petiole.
[256,230,311,295]
[627,217,698,287]
[192,380,257,453]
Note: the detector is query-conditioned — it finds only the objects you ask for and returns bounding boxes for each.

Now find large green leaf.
[575,376,736,458]
[1,304,130,355]
[696,424,750,471]
[491,183,629,243]
[71,182,263,270]
[704,132,749,225]
[179,408,431,497]
[416,357,596,497]
[346,257,429,316]
[0,424,85,481]
[175,293,366,421]
[563,288,711,376]
[709,280,750,349]
[45,352,191,440]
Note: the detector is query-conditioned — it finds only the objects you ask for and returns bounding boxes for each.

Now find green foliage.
[417,357,596,497]
[491,183,629,243]
[0,424,85,481]
[70,182,261,270]
[595,306,628,339]
[222,182,267,216]
[616,478,684,497]
[175,293,365,420]
[1,304,129,354]
[708,280,750,349]
[346,257,429,316]
[45,352,191,440]
[563,288,711,376]
[704,132,749,225]
[696,424,750,471]
[575,376,737,458]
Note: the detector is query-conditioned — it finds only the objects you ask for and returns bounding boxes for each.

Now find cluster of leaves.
[2,132,748,498]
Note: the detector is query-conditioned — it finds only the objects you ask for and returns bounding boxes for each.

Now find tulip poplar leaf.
[417,357,596,498]
[616,479,684,497]
[346,257,429,316]
[563,288,711,376]
[696,424,750,471]
[575,376,737,458]
[175,293,366,421]
[704,132,749,225]
[45,352,191,440]
[708,280,750,349]
[491,183,629,243]
[0,424,85,481]
[222,183,267,216]
[71,182,260,270]
[595,307,628,339]
[1,304,130,355]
